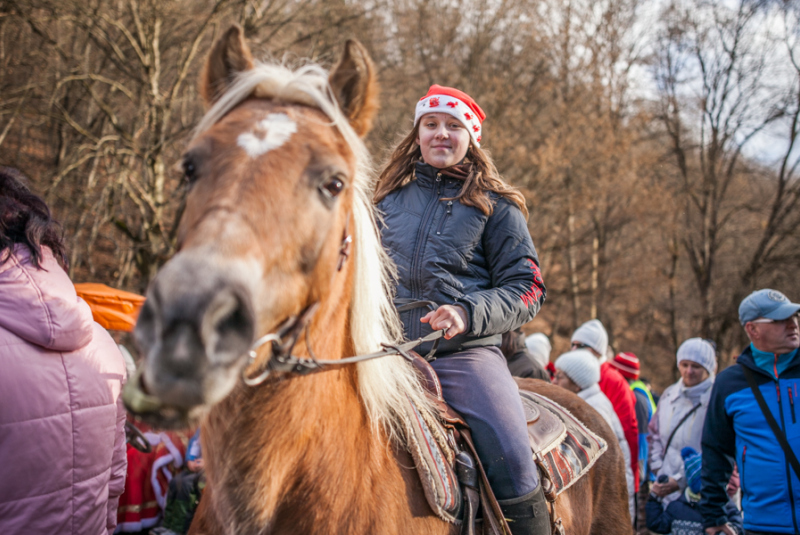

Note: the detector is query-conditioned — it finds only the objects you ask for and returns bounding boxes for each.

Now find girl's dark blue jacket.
[377,162,545,354]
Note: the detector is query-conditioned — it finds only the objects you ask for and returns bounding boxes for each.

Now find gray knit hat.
[555,350,600,390]
[524,333,551,369]
[570,319,608,357]
[676,338,717,375]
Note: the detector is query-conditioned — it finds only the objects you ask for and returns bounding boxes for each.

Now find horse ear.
[200,24,255,107]
[329,40,379,138]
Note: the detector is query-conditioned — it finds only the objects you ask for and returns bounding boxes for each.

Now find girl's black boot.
[497,482,551,535]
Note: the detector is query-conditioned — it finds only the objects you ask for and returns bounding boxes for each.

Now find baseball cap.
[739,289,800,325]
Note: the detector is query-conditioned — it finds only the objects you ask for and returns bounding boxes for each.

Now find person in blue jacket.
[375,85,548,534]
[647,447,743,535]
[699,289,800,535]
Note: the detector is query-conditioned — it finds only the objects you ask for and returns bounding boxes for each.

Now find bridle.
[241,218,444,386]
[241,305,444,386]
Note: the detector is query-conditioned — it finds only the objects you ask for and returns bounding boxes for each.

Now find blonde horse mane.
[193,60,431,443]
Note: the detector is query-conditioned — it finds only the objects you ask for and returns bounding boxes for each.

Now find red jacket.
[599,361,639,489]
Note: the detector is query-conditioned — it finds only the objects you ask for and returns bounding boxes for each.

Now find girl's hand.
[421,305,467,339]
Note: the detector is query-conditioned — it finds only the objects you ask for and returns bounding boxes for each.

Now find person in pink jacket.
[0,166,127,534]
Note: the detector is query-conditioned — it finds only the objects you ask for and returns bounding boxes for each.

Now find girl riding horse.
[128,26,631,535]
[375,86,549,535]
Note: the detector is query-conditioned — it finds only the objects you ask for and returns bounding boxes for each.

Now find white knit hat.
[676,338,717,375]
[524,333,551,369]
[570,319,608,358]
[555,350,601,390]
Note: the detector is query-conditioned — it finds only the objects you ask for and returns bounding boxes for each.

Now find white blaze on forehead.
[237,113,298,158]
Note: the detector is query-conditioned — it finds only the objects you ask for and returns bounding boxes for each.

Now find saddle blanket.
[403,390,607,523]
[403,395,462,523]
[520,391,608,495]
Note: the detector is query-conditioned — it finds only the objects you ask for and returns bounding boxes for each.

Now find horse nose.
[135,255,257,409]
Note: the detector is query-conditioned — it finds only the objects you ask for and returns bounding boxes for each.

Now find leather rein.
[241,218,444,387]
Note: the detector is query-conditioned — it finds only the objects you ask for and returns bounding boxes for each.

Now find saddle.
[404,355,607,535]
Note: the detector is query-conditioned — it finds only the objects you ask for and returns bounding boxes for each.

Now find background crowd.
[2,0,800,386]
[505,290,800,535]
[2,2,799,532]
[3,149,800,535]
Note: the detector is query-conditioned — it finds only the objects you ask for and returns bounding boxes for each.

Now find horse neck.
[203,269,397,531]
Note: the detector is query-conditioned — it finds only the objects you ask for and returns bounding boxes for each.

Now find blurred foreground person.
[555,349,635,519]
[0,167,127,534]
[649,338,716,507]
[700,290,800,535]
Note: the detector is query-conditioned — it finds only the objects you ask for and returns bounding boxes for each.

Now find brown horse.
[128,25,631,535]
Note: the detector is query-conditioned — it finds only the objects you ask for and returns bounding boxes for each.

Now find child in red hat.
[375,85,548,534]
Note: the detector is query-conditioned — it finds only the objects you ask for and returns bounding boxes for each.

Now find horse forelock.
[193,60,432,443]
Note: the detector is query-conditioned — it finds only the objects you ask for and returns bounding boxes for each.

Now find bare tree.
[1,0,378,290]
[653,0,800,356]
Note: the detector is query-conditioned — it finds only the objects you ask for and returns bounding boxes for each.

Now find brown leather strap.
[461,487,480,535]
[459,428,511,535]
[479,482,504,535]
[432,396,470,427]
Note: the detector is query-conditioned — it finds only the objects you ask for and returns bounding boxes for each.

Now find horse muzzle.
[126,251,258,427]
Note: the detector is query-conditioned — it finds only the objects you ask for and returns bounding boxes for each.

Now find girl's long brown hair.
[374,124,528,218]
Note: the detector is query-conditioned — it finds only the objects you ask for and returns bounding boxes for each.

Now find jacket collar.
[676,377,713,403]
[737,344,800,378]
[414,161,438,188]
[664,376,713,404]
[413,161,466,191]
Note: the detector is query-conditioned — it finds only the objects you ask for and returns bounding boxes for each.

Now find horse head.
[127,26,392,427]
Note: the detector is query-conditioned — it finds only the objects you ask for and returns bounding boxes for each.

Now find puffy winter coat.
[0,245,127,534]
[578,383,635,519]
[649,376,712,506]
[377,162,546,354]
[699,346,800,534]
[599,361,640,490]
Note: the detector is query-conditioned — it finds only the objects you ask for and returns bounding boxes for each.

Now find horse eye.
[182,158,198,184]
[320,175,345,199]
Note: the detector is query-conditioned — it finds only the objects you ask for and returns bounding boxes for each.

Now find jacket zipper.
[435,200,453,235]
[776,379,799,533]
[741,446,746,491]
[408,173,442,339]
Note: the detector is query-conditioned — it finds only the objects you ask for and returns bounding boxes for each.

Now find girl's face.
[416,113,471,169]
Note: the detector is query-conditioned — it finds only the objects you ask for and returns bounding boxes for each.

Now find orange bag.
[74,283,145,332]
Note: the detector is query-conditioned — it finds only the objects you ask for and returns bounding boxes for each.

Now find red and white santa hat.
[414,85,486,147]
